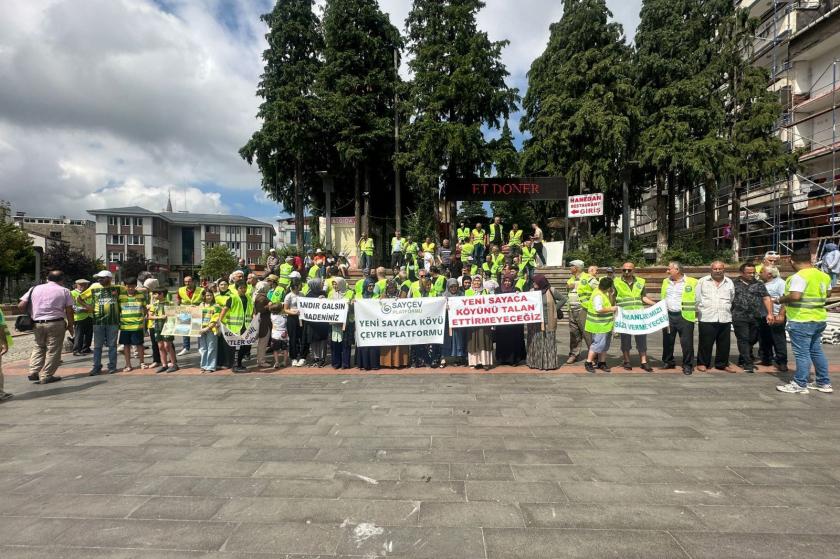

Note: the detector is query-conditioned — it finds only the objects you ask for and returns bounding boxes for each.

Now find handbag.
[551,288,567,321]
[15,286,35,332]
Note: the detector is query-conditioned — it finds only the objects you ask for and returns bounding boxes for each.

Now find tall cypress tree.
[401,0,519,234]
[520,0,636,234]
[489,121,537,228]
[240,0,323,252]
[318,0,402,239]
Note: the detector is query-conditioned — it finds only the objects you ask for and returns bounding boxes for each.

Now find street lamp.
[317,171,334,251]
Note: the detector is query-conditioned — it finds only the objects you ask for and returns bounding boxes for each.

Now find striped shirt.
[82,285,126,326]
[119,291,147,331]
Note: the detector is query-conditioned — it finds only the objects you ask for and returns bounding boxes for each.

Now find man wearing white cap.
[755,251,779,278]
[81,270,126,376]
[265,248,280,275]
[566,260,593,364]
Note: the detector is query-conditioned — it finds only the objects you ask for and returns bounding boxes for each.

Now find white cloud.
[0,0,641,220]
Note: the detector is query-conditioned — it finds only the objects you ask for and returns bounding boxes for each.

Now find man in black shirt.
[731,262,774,373]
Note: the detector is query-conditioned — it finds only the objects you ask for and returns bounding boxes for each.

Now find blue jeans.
[198,330,218,371]
[182,336,191,350]
[787,321,830,387]
[473,243,485,263]
[92,324,119,372]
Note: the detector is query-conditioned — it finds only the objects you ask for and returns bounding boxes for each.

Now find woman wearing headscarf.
[329,277,353,369]
[441,278,466,367]
[466,275,495,370]
[495,275,527,366]
[356,277,381,370]
[526,274,559,370]
[303,278,329,367]
[379,280,410,369]
[410,276,441,368]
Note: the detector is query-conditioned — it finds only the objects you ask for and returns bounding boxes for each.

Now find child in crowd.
[270,307,288,369]
[118,277,146,371]
[198,289,220,373]
[148,287,178,373]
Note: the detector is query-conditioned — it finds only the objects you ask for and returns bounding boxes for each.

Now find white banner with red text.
[447,291,544,329]
[354,297,447,347]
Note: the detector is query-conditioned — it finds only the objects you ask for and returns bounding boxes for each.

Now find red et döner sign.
[443,177,566,201]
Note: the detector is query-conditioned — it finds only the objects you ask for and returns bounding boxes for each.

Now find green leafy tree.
[240,0,323,253]
[42,244,101,282]
[488,122,538,230]
[457,201,487,224]
[0,203,35,298]
[401,0,519,236]
[319,0,402,238]
[200,245,238,282]
[635,0,708,258]
[521,0,636,234]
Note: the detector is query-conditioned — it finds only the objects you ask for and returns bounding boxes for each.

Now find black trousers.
[287,315,306,360]
[391,252,403,270]
[697,321,731,369]
[662,312,694,368]
[73,317,93,352]
[758,318,787,366]
[149,328,161,364]
[733,320,759,370]
[217,333,234,368]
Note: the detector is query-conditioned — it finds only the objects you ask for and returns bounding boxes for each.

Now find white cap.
[288,271,302,279]
[94,270,113,278]
[569,259,585,267]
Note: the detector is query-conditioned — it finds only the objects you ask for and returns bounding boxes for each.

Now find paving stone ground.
[2,324,840,558]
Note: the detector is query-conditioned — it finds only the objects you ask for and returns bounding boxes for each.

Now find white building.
[87,206,275,280]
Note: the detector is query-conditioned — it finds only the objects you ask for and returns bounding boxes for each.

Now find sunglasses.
[622,269,633,273]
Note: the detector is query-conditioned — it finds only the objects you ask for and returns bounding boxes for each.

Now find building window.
[205,225,220,234]
[226,241,241,251]
[130,235,143,245]
[204,241,217,248]
[247,256,258,265]
[120,217,130,226]
[227,226,240,235]
[109,252,123,262]
[247,226,263,236]
[133,217,143,227]
[111,235,125,245]
[49,231,62,240]
[108,216,118,226]
[247,242,262,251]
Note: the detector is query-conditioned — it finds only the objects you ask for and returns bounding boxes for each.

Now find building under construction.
[633,0,840,261]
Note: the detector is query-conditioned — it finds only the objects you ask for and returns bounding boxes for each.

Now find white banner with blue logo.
[354,298,447,347]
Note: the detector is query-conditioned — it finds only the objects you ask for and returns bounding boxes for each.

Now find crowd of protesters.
[0,221,833,401]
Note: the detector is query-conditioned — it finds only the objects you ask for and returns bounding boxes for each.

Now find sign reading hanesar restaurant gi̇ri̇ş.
[444,177,567,201]
[447,291,544,329]
[567,193,604,217]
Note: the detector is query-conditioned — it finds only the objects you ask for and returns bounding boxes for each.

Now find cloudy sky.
[0,0,642,224]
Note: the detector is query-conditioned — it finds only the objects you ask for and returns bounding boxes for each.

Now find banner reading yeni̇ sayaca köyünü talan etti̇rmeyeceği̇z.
[354,297,447,347]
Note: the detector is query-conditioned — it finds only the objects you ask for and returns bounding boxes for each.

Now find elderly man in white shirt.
[695,261,736,372]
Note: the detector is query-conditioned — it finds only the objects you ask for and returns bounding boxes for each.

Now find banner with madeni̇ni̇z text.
[354,298,447,347]
[297,297,348,324]
[447,291,544,329]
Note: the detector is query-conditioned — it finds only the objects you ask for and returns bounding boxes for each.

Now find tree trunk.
[731,181,741,261]
[294,164,305,253]
[354,166,361,239]
[363,164,371,241]
[655,172,668,261]
[667,171,676,245]
[704,174,717,254]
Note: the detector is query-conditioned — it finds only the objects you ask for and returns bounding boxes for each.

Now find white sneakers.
[176,348,189,356]
[807,382,834,393]
[292,359,306,367]
[776,381,834,394]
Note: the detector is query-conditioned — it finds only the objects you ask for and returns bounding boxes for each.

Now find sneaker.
[177,348,189,356]
[0,392,13,402]
[776,364,789,373]
[584,361,595,373]
[597,362,611,373]
[640,363,653,373]
[683,367,693,376]
[807,383,834,393]
[88,370,101,377]
[117,344,124,351]
[776,381,809,394]
[40,376,62,385]
[166,365,179,373]
[232,366,247,373]
[565,355,578,365]
[155,365,169,374]
[28,373,39,381]
[107,369,118,375]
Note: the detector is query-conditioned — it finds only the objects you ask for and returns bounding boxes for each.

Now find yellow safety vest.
[785,267,830,322]
[509,229,523,246]
[360,238,374,256]
[278,263,293,287]
[178,286,204,305]
[71,289,91,321]
[223,293,253,332]
[457,227,471,242]
[584,288,615,333]
[491,253,505,275]
[614,277,646,310]
[660,276,698,322]
[575,272,594,309]
[471,229,485,244]
[489,223,503,242]
[421,242,435,253]
[461,242,474,263]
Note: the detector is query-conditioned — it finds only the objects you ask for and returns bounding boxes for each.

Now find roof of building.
[159,212,273,227]
[87,206,274,229]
